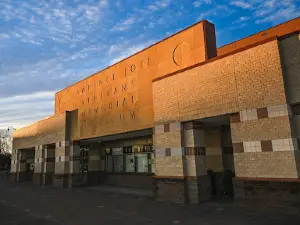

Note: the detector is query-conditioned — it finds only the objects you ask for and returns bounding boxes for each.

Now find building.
[10,17,300,207]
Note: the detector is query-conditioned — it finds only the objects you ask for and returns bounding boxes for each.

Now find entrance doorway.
[193,116,235,199]
[19,148,35,182]
[79,147,89,184]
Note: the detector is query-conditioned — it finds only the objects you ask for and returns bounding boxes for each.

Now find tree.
[0,127,15,170]
[0,127,15,154]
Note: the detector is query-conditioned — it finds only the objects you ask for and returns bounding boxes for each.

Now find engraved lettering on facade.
[109,102,112,110]
[114,87,117,95]
[130,64,136,72]
[99,80,102,85]
[130,111,136,119]
[112,73,115,80]
[122,84,126,91]
[101,105,106,112]
[123,98,127,105]
[120,114,124,120]
[131,79,134,88]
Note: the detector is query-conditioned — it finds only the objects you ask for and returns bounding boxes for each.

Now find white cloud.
[232,16,250,24]
[230,1,252,9]
[0,91,56,104]
[193,0,212,7]
[108,44,123,55]
[100,0,108,6]
[197,4,234,21]
[0,91,56,129]
[148,0,171,11]
[123,17,136,25]
[111,16,136,31]
[109,40,157,65]
[240,16,250,21]
[193,1,202,7]
[254,0,300,24]
[256,5,300,24]
[0,0,108,45]
[0,33,9,38]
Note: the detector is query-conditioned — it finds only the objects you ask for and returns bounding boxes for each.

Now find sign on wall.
[55,20,216,140]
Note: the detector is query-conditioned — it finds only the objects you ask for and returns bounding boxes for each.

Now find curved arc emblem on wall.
[172,41,190,66]
[172,43,181,66]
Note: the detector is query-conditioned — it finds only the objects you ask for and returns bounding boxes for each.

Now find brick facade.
[10,18,300,209]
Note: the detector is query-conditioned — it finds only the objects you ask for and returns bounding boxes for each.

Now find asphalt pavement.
[0,175,299,225]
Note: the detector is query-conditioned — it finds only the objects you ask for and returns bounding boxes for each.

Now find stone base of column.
[16,172,27,182]
[33,173,43,185]
[99,171,108,184]
[187,176,212,203]
[43,172,54,185]
[154,177,186,203]
[69,173,86,187]
[233,177,300,214]
[53,174,69,188]
[9,172,17,182]
[154,176,212,204]
[87,171,101,185]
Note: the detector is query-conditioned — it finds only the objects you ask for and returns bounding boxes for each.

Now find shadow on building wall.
[279,33,300,178]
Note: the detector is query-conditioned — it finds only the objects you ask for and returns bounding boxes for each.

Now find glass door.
[136,153,149,173]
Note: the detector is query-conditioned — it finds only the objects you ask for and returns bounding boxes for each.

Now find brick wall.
[13,112,67,150]
[154,122,184,177]
[152,38,300,179]
[153,39,286,124]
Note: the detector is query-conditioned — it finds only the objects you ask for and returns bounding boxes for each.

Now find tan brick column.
[43,145,55,185]
[17,150,27,182]
[153,121,186,203]
[53,141,70,188]
[182,122,211,203]
[33,145,44,185]
[10,149,18,182]
[230,104,300,204]
[14,149,31,182]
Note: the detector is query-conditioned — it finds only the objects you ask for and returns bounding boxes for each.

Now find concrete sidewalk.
[86,185,154,199]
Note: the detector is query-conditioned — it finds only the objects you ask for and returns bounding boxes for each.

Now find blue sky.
[0,0,299,129]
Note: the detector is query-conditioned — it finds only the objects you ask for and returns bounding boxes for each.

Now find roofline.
[152,36,279,83]
[55,19,211,95]
[218,16,300,49]
[55,16,300,96]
